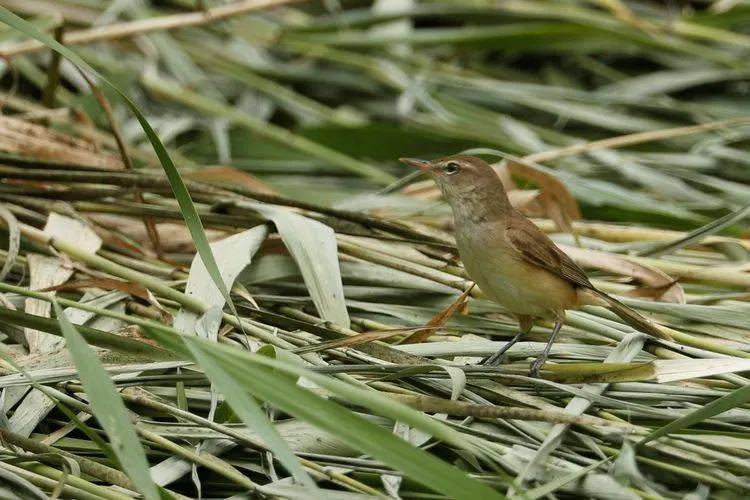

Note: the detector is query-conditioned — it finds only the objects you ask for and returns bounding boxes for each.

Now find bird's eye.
[443,162,460,175]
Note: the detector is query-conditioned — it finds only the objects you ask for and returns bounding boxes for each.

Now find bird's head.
[399,155,507,208]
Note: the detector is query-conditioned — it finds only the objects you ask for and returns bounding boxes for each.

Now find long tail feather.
[590,289,672,340]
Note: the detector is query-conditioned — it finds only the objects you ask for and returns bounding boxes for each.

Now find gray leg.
[482,330,524,366]
[529,320,563,378]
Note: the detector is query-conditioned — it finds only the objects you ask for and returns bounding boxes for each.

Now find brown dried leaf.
[0,116,122,169]
[185,166,278,195]
[622,282,681,301]
[294,326,434,354]
[560,244,685,303]
[504,160,581,232]
[41,278,173,323]
[494,162,518,190]
[401,284,475,344]
[42,278,152,301]
[93,226,151,258]
[86,214,229,252]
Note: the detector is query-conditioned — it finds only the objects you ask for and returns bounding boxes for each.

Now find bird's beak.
[399,157,431,171]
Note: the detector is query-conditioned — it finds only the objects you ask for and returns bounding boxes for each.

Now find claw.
[480,330,525,366]
[527,320,563,378]
[482,351,505,366]
[528,359,544,378]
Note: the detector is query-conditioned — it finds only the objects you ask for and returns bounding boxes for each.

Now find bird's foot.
[480,331,525,366]
[528,358,545,378]
[528,320,562,378]
[481,351,506,366]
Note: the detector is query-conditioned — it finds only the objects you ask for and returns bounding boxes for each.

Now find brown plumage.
[400,155,668,376]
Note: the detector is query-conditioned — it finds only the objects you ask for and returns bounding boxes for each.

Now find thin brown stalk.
[294,326,442,354]
[387,393,637,429]
[75,70,165,258]
[400,284,474,344]
[0,165,446,244]
[41,23,64,108]
[279,306,430,365]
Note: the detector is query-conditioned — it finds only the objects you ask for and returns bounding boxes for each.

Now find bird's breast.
[455,223,578,319]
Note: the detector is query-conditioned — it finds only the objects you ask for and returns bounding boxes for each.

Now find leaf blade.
[52,300,160,500]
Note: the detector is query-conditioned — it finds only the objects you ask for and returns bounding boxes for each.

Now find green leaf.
[185,341,318,490]
[145,328,504,499]
[638,203,750,258]
[52,301,160,500]
[638,383,750,446]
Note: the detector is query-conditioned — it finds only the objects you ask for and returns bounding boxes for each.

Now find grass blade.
[639,383,750,446]
[639,202,750,258]
[145,327,505,499]
[52,300,160,500]
[185,341,319,490]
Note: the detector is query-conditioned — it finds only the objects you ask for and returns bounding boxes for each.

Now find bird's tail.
[590,289,672,340]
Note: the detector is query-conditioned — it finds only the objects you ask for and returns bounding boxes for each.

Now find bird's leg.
[481,330,524,366]
[529,320,563,378]
[482,316,533,366]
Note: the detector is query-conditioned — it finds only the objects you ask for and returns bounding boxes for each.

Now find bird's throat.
[449,186,511,225]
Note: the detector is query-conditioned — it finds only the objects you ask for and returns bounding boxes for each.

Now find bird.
[399,155,669,377]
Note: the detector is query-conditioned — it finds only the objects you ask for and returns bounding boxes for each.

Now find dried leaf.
[184,165,278,195]
[0,204,20,282]
[401,284,474,344]
[621,282,679,301]
[42,278,151,301]
[174,225,269,337]
[257,206,350,328]
[86,214,229,252]
[559,244,685,303]
[294,326,440,354]
[0,116,122,169]
[507,189,542,211]
[24,255,74,354]
[505,160,581,232]
[41,278,173,323]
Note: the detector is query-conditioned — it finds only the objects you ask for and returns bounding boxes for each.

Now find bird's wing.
[506,214,593,289]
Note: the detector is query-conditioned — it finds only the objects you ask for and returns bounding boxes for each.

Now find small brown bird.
[400,155,668,376]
